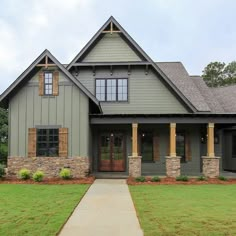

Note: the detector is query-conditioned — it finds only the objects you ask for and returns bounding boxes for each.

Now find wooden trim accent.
[102,30,121,33]
[53,71,59,96]
[153,132,160,161]
[28,128,36,157]
[207,123,215,157]
[169,123,176,157]
[132,123,138,156]
[36,64,56,67]
[185,132,191,161]
[59,128,68,157]
[38,72,44,96]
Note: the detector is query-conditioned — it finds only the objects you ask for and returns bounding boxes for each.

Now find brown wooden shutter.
[185,132,191,161]
[28,128,36,157]
[53,71,59,96]
[59,128,68,157]
[153,133,160,161]
[38,72,44,96]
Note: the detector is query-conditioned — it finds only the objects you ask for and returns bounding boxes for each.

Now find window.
[176,132,185,162]
[141,132,153,162]
[44,72,53,95]
[37,129,59,156]
[232,135,236,158]
[95,78,128,102]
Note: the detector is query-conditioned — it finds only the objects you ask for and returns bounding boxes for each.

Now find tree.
[202,61,236,87]
[0,108,8,165]
[202,62,226,87]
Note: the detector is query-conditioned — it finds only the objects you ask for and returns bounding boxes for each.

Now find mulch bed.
[127,177,236,185]
[0,176,95,185]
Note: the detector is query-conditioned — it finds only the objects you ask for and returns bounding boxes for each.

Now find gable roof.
[156,62,211,112]
[0,49,102,112]
[191,76,224,113]
[67,16,201,112]
[211,85,236,113]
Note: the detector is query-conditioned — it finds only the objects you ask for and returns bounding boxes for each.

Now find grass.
[129,185,236,236]
[0,184,90,236]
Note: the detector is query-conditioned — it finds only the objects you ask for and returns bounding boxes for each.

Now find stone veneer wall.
[128,156,142,177]
[166,156,181,177]
[7,156,89,178]
[202,156,220,178]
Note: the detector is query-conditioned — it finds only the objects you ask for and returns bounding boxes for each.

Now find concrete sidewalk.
[59,179,143,236]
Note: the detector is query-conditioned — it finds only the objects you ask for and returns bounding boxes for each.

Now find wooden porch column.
[132,123,138,156]
[207,123,215,157]
[170,123,176,157]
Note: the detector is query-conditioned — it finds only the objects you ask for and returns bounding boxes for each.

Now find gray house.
[1,16,236,178]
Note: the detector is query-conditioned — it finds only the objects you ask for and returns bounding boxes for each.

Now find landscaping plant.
[176,175,189,181]
[151,176,161,182]
[59,168,72,180]
[0,164,5,178]
[218,176,228,181]
[197,176,207,181]
[33,170,44,182]
[135,176,146,182]
[18,168,31,180]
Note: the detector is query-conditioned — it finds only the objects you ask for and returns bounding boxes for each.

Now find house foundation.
[202,156,220,178]
[165,156,181,177]
[128,156,142,177]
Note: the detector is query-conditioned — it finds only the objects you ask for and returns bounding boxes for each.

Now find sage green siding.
[9,69,90,157]
[82,33,142,62]
[77,67,188,114]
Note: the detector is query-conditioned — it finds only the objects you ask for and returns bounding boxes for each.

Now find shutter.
[166,137,170,156]
[185,132,191,161]
[59,128,68,157]
[153,133,160,161]
[38,72,44,96]
[53,71,59,96]
[28,128,36,157]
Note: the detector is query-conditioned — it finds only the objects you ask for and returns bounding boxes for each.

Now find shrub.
[0,164,5,178]
[60,168,72,180]
[197,176,207,181]
[218,176,228,181]
[135,176,146,182]
[151,176,161,182]
[18,168,31,180]
[176,175,189,182]
[33,171,44,182]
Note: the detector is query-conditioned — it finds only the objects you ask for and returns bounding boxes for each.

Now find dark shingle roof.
[211,85,236,113]
[156,62,210,112]
[191,76,224,113]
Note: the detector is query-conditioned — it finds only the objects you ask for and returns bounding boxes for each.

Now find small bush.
[218,176,228,181]
[176,175,189,182]
[151,176,161,182]
[197,176,207,181]
[18,168,31,180]
[135,176,146,182]
[60,168,72,180]
[0,164,5,178]
[33,171,44,182]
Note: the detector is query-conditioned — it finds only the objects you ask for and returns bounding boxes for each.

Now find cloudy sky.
[1,0,236,93]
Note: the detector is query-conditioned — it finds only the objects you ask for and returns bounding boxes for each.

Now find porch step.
[93,172,129,179]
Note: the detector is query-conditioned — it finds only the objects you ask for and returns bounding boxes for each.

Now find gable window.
[44,72,53,95]
[37,129,59,156]
[95,78,128,102]
[176,132,185,162]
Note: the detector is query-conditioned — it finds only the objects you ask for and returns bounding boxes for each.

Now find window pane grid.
[95,78,128,102]
[37,129,59,156]
[44,72,53,95]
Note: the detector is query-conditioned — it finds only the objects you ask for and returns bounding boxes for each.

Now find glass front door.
[99,133,126,172]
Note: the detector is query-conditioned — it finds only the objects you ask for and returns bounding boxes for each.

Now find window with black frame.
[95,78,128,101]
[44,72,53,95]
[37,129,59,156]
[176,132,185,162]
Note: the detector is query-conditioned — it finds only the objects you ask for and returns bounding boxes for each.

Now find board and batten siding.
[9,69,90,157]
[82,33,142,62]
[76,67,188,114]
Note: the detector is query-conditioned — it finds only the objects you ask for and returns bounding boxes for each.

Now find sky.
[1,0,236,94]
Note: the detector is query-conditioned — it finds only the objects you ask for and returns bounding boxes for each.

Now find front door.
[99,133,126,172]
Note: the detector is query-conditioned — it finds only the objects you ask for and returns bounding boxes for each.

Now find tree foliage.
[202,61,236,87]
[0,108,8,143]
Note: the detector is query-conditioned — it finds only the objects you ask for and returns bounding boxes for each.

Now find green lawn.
[0,184,90,236]
[129,185,236,236]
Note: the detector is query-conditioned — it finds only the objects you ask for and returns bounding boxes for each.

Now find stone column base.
[202,156,220,178]
[166,156,181,178]
[128,156,142,178]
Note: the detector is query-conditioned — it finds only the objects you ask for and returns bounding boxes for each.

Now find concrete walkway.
[59,179,143,236]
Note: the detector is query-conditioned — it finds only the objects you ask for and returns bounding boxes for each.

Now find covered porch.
[90,114,236,178]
